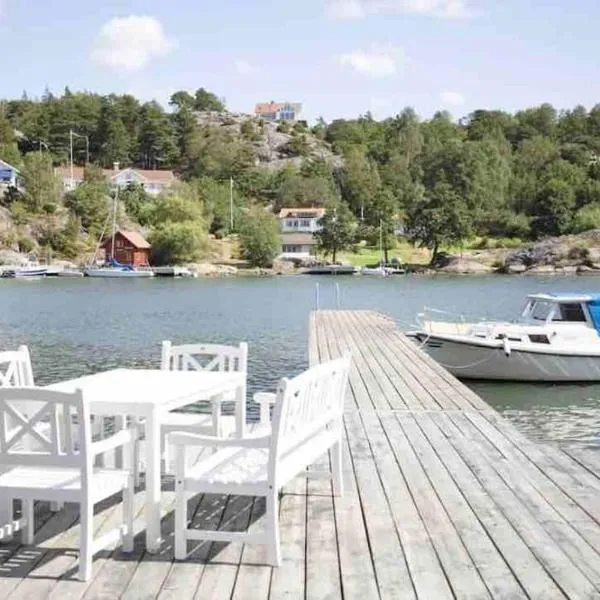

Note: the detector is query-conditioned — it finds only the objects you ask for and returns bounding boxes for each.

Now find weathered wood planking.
[3,310,599,600]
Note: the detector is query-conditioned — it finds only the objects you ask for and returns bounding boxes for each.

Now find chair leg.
[212,398,222,437]
[0,497,13,541]
[122,476,134,552]
[331,439,344,497]
[162,432,170,474]
[266,488,281,566]
[78,498,94,582]
[174,449,187,560]
[21,499,34,545]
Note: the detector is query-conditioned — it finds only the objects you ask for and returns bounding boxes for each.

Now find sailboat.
[83,188,154,278]
[361,220,392,277]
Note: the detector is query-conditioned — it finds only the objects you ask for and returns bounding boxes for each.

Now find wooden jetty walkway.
[1,310,599,599]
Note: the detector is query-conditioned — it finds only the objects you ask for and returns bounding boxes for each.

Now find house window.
[283,245,300,253]
[116,239,123,248]
[300,219,311,227]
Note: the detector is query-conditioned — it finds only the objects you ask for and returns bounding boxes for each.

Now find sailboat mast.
[379,219,383,265]
[110,186,118,260]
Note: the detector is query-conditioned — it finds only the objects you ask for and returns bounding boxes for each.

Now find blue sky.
[1,0,599,122]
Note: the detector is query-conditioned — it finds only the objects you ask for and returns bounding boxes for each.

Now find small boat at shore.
[409,292,600,381]
[0,266,48,279]
[302,265,358,275]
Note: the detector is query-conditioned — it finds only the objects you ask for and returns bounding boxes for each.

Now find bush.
[276,121,291,134]
[239,207,280,267]
[17,235,36,254]
[150,221,208,265]
[572,203,600,233]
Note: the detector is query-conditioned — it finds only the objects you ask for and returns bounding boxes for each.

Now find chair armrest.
[90,426,137,458]
[168,431,271,449]
[253,392,277,425]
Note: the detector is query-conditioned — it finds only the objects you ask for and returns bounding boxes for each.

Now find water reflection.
[1,275,599,450]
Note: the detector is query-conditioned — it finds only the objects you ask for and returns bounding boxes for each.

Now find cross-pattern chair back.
[269,354,350,471]
[0,387,91,471]
[0,346,34,387]
[161,341,248,374]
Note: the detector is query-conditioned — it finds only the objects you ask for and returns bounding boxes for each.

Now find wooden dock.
[1,310,599,599]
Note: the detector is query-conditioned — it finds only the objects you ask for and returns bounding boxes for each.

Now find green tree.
[19,153,62,213]
[238,206,280,267]
[120,183,153,225]
[572,203,600,233]
[150,221,208,265]
[65,173,110,234]
[315,202,357,263]
[150,183,204,226]
[194,88,225,112]
[406,182,472,264]
[137,101,178,169]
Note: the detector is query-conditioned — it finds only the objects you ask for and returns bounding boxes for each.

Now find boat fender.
[503,337,511,357]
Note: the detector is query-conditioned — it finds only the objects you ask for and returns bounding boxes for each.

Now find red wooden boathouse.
[101,231,151,266]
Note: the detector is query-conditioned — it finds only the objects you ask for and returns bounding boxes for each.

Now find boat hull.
[84,268,154,278]
[414,334,600,381]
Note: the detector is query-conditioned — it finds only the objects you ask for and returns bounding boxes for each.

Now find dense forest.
[2,87,600,265]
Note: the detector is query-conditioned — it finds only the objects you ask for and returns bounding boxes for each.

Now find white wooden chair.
[159,341,248,471]
[170,355,350,565]
[0,346,44,531]
[0,387,136,581]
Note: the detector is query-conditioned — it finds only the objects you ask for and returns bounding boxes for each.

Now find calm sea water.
[0,274,599,450]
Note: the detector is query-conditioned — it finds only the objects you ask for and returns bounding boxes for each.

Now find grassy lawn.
[320,240,431,267]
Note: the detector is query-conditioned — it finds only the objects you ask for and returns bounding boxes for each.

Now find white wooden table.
[48,368,246,552]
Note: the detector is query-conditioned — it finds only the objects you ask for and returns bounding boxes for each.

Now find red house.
[101,231,151,266]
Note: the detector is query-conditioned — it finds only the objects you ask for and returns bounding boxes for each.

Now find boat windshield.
[528,301,554,321]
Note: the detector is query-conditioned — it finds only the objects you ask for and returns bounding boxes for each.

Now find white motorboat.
[410,293,600,381]
[0,265,48,279]
[361,265,391,277]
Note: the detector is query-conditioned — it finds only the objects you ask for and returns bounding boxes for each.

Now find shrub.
[572,203,600,233]
[150,221,208,265]
[239,206,280,267]
[17,235,36,254]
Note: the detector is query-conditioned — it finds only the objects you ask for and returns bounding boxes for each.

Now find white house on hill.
[55,163,176,196]
[278,207,326,259]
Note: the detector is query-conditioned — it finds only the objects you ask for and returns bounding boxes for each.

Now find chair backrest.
[269,354,351,477]
[0,346,34,387]
[161,341,248,373]
[0,387,91,471]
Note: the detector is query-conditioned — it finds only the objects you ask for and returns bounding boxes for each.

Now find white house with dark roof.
[55,163,176,196]
[278,207,326,258]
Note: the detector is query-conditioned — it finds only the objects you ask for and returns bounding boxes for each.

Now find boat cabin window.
[530,301,553,321]
[529,334,550,344]
[552,303,587,322]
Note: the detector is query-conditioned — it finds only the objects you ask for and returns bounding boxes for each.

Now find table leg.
[145,410,162,553]
[235,382,246,438]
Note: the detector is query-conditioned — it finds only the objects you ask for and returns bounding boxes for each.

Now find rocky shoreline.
[3,229,600,278]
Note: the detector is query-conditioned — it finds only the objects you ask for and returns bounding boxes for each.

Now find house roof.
[255,102,284,114]
[279,208,326,219]
[281,233,317,245]
[55,166,175,184]
[101,230,151,249]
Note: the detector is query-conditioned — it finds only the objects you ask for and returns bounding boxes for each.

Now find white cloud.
[440,90,465,106]
[234,59,256,75]
[91,15,175,72]
[339,44,407,78]
[327,0,474,19]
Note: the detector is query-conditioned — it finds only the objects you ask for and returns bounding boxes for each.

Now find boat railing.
[418,307,475,336]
